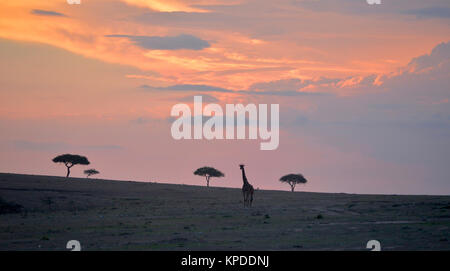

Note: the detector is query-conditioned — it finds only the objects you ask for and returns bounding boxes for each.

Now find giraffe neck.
[241,168,249,185]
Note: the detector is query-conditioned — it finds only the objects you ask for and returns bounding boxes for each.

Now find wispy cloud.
[298,0,450,19]
[105,34,210,50]
[405,7,450,19]
[141,84,231,92]
[177,94,219,103]
[120,0,208,13]
[140,83,326,96]
[12,140,121,151]
[31,9,66,17]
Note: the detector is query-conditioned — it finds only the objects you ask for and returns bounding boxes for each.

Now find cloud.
[246,77,342,95]
[130,116,172,125]
[140,83,326,96]
[138,42,449,100]
[85,144,122,150]
[31,9,66,17]
[297,0,382,14]
[177,94,219,103]
[12,140,121,151]
[407,41,450,71]
[13,140,67,151]
[142,83,231,92]
[248,78,308,92]
[282,41,450,171]
[405,7,450,19]
[212,66,294,76]
[297,0,450,19]
[131,4,299,38]
[244,90,327,97]
[105,34,210,50]
[120,0,208,13]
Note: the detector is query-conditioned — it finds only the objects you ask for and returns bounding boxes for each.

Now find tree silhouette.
[194,167,224,187]
[84,169,99,178]
[52,154,90,178]
[279,173,307,192]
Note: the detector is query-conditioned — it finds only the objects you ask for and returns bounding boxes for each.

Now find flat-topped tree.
[52,154,90,178]
[279,173,307,192]
[84,169,99,178]
[194,166,224,187]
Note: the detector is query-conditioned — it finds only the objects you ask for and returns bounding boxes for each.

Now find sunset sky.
[0,0,449,194]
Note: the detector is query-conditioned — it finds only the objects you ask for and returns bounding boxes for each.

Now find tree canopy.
[84,169,100,178]
[194,166,225,187]
[279,173,307,192]
[52,154,90,177]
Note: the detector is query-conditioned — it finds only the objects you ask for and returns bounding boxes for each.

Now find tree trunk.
[290,184,295,192]
[206,176,210,187]
[66,166,70,178]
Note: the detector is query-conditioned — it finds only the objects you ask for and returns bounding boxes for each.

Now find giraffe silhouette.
[239,164,254,207]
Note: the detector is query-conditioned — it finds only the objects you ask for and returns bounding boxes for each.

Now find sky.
[0,0,449,194]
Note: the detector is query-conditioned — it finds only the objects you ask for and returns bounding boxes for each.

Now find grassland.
[0,173,449,250]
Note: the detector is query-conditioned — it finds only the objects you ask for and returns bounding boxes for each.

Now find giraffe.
[239,164,254,207]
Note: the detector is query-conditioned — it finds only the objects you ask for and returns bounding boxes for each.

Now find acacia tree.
[84,169,99,178]
[52,154,90,178]
[194,167,224,187]
[279,173,308,192]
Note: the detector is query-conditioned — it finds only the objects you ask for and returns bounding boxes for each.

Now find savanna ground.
[1,173,449,250]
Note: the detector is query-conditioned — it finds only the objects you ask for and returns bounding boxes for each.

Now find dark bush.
[0,197,23,215]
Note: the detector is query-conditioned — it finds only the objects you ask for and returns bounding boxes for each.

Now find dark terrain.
[1,173,449,250]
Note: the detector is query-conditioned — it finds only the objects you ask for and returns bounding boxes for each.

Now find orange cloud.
[121,0,208,12]
[0,0,448,93]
